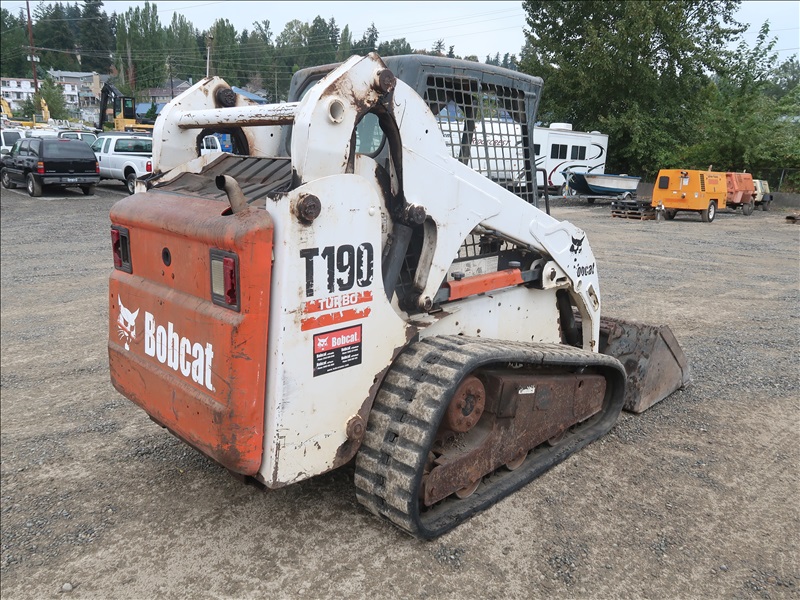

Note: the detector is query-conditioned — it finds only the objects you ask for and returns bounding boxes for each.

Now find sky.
[1,0,798,62]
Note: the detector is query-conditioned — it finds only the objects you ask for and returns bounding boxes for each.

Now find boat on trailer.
[564,171,640,197]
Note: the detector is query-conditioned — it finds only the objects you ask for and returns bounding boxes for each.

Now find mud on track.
[1,186,798,599]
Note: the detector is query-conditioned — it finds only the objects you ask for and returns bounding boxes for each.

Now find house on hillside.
[144,78,191,104]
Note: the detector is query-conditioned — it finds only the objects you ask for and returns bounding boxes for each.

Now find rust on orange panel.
[446,268,524,301]
[108,191,273,475]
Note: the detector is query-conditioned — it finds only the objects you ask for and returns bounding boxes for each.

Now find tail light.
[111,226,132,273]
[210,249,239,311]
[37,161,45,175]
[146,160,152,173]
[96,161,100,173]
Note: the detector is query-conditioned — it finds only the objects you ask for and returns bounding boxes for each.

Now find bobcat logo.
[117,296,140,351]
[570,235,585,254]
[316,337,329,351]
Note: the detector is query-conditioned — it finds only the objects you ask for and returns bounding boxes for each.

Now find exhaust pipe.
[216,174,248,214]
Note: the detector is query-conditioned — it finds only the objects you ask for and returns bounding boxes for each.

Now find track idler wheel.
[443,375,485,433]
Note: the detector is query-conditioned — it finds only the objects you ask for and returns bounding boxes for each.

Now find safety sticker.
[313,325,362,377]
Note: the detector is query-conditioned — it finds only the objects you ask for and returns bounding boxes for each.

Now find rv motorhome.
[533,124,608,194]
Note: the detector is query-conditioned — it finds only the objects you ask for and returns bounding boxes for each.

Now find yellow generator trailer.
[651,169,727,223]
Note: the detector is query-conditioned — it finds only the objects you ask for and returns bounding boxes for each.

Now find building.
[0,70,109,124]
[144,78,191,104]
[1,77,38,111]
[48,70,109,123]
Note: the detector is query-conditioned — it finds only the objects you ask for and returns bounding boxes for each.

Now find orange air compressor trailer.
[651,169,727,223]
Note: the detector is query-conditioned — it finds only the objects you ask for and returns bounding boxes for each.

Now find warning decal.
[313,325,362,377]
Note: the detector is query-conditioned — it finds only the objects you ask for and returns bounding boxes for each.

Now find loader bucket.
[597,317,690,413]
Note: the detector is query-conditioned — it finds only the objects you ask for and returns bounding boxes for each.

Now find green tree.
[376,38,412,57]
[34,2,80,71]
[431,39,445,56]
[682,23,799,186]
[765,56,800,100]
[336,25,353,61]
[307,16,337,67]
[209,19,240,84]
[352,23,378,56]
[520,0,745,176]
[79,0,113,73]
[1,8,29,77]
[115,2,165,93]
[20,75,68,120]
[165,13,204,83]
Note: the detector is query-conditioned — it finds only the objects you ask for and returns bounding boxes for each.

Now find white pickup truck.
[91,133,153,194]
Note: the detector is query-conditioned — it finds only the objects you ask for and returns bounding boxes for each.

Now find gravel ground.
[1,185,798,599]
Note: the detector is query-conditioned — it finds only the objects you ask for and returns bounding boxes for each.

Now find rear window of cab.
[42,139,98,159]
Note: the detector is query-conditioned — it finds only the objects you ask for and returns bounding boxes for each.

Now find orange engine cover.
[108,192,273,475]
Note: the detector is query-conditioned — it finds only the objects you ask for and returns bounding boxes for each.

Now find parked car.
[1,128,26,155]
[58,130,98,145]
[91,133,153,194]
[1,137,100,196]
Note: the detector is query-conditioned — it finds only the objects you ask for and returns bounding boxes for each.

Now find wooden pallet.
[611,209,656,221]
[611,200,656,221]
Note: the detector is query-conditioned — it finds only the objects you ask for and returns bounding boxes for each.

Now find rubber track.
[354,335,626,539]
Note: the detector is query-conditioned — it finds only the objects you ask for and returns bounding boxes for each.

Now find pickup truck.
[91,133,153,194]
[1,137,99,196]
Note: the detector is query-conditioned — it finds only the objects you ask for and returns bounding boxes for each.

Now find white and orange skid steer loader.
[108,53,689,539]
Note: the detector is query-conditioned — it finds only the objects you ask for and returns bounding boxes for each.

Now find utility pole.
[25,0,38,92]
[205,34,214,78]
[167,56,174,99]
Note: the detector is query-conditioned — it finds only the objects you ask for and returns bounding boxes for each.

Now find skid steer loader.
[108,53,689,539]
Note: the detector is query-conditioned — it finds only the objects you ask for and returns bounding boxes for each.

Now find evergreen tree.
[336,25,353,61]
[1,8,30,77]
[34,3,80,71]
[79,0,113,73]
[377,38,412,57]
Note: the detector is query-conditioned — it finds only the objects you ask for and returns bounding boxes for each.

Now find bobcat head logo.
[570,235,585,254]
[316,337,329,351]
[117,296,139,351]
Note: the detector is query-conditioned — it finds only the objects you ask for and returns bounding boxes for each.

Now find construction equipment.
[98,82,153,132]
[107,54,689,539]
[652,168,757,222]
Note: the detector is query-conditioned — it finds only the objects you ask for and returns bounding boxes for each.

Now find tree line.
[1,0,797,187]
[522,0,799,188]
[1,0,512,103]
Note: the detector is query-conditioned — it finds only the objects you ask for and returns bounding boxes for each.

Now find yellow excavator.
[98,82,154,132]
[1,96,51,129]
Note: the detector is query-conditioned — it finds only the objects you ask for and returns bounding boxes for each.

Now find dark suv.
[1,137,100,196]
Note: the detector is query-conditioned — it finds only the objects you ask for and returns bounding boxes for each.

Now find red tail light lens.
[223,257,237,305]
[210,249,239,311]
[37,161,45,175]
[146,160,152,173]
[111,226,132,273]
[96,161,100,173]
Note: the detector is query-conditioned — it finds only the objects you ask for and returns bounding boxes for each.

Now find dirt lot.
[1,185,798,599]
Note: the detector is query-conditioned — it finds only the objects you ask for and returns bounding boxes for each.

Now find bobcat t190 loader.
[108,54,689,539]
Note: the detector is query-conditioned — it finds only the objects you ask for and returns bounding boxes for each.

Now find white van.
[1,128,26,155]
